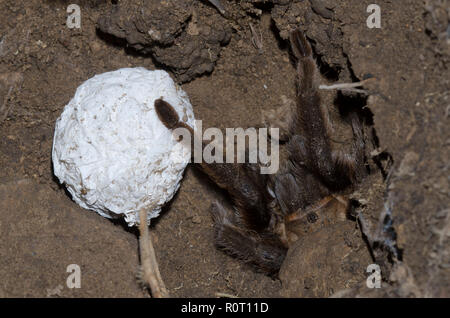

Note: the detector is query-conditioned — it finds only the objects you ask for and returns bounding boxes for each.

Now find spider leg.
[330,111,366,184]
[210,201,287,276]
[274,160,329,215]
[155,98,273,232]
[204,161,273,231]
[288,30,365,190]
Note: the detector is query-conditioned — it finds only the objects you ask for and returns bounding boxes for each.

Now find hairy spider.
[155,29,367,276]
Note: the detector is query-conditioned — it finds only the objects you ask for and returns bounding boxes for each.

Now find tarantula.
[155,29,366,276]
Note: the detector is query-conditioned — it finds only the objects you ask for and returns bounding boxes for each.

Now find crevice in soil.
[252,1,275,13]
[316,30,402,277]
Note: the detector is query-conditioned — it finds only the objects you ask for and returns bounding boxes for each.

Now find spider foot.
[210,201,287,276]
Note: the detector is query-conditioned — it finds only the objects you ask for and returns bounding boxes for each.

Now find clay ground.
[0,0,448,297]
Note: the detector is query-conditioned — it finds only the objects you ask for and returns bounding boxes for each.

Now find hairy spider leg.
[288,30,365,190]
[155,98,287,274]
[155,98,275,231]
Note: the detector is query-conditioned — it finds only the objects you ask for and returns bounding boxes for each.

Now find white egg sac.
[52,68,195,226]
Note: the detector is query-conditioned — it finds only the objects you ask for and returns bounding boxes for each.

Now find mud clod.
[97,0,232,82]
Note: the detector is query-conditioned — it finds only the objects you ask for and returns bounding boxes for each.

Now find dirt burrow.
[0,0,448,297]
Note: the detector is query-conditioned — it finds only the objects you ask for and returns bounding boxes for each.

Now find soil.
[0,0,448,297]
